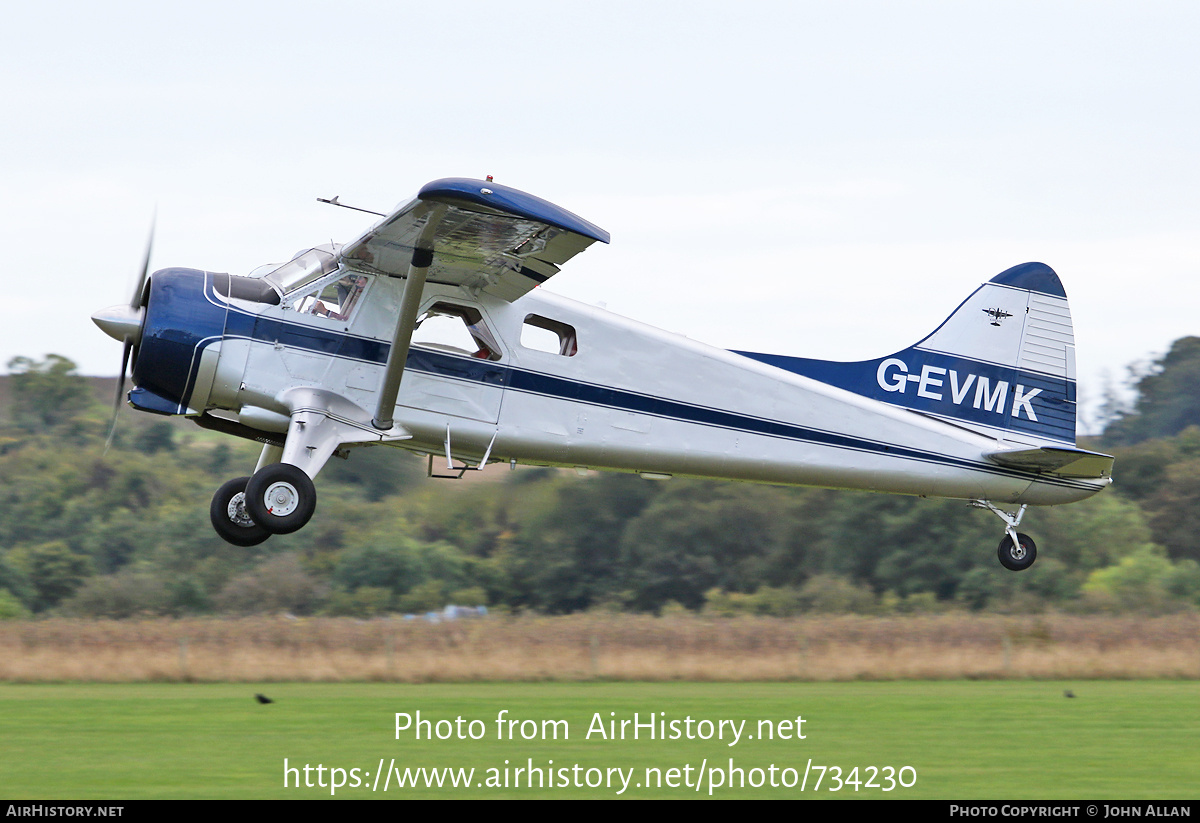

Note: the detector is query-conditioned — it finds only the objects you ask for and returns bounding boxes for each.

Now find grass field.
[1,681,1196,799]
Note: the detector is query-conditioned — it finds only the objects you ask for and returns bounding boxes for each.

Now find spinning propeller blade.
[132,214,154,309]
[104,340,133,451]
[98,220,154,450]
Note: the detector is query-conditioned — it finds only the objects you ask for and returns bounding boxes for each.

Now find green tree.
[6,355,94,432]
[58,568,170,618]
[1027,492,1157,572]
[803,493,996,600]
[500,472,656,612]
[321,445,424,502]
[1104,337,1200,445]
[618,481,798,611]
[215,554,324,615]
[1081,546,1187,612]
[1141,456,1200,563]
[333,539,428,595]
[10,540,94,611]
[132,421,176,455]
[0,555,34,608]
[0,590,30,619]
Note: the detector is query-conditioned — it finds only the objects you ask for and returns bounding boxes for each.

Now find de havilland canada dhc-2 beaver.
[92,177,1114,571]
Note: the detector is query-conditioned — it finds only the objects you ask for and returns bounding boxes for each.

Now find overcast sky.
[4,1,1198,429]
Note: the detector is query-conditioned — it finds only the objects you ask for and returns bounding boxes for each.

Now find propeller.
[92,219,154,449]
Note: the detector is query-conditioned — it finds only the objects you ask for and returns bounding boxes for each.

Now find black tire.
[997,532,1037,571]
[244,463,317,535]
[210,476,271,547]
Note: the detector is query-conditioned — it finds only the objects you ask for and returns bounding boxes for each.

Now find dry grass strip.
[1,613,1197,683]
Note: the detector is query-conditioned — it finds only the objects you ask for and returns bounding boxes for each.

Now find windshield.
[262,243,342,294]
[287,273,371,321]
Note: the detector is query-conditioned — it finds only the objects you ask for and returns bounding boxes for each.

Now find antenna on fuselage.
[316,195,385,217]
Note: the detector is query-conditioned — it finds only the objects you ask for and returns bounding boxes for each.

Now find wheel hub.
[263,482,300,516]
[226,492,255,527]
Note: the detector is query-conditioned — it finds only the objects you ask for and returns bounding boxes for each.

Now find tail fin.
[736,263,1078,445]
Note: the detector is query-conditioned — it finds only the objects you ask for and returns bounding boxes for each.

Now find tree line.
[2,340,1200,619]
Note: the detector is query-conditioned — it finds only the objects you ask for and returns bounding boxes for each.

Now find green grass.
[1,681,1196,799]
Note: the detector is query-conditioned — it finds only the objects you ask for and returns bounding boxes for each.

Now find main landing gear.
[971,501,1037,571]
[207,387,394,545]
[210,463,317,545]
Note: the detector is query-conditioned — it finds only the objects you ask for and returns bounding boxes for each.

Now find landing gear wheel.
[210,476,271,547]
[997,532,1037,571]
[244,463,316,535]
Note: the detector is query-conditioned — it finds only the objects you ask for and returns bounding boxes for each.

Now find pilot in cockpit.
[311,274,368,320]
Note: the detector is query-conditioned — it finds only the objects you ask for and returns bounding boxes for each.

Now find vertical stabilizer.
[735,263,1078,445]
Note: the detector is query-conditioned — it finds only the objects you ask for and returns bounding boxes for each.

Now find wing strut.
[372,206,446,430]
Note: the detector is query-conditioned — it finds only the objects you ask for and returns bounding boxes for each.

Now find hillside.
[1,350,1198,619]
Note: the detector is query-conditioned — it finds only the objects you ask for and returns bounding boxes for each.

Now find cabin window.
[413,303,502,361]
[288,273,370,321]
[521,315,577,356]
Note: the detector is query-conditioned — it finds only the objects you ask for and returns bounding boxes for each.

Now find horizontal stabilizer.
[984,445,1113,478]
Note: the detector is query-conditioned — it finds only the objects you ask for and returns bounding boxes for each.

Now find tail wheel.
[210,476,271,547]
[244,463,317,534]
[997,532,1037,571]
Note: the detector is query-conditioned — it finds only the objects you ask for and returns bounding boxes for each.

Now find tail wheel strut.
[971,500,1037,572]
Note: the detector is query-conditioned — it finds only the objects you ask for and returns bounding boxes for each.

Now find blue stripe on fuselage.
[224,309,391,364]
[500,366,1094,491]
[733,348,1076,446]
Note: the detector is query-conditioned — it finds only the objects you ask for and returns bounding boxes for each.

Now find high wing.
[345,178,610,431]
[339,177,610,302]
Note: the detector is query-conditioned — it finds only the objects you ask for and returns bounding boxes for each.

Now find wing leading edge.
[339,178,610,302]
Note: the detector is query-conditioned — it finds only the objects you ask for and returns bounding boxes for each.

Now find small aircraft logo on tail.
[983,307,1013,326]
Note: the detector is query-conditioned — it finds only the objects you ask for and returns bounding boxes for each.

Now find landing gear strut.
[972,501,1037,571]
[207,387,395,545]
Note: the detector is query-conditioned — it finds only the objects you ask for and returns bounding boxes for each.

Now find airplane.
[91,177,1114,572]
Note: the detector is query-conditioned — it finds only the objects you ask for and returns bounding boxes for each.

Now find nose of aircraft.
[91,304,145,344]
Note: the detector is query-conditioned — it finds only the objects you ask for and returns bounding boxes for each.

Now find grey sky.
[4,1,1198,429]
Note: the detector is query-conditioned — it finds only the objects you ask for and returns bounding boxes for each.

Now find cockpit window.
[262,244,342,294]
[412,303,501,361]
[288,273,370,321]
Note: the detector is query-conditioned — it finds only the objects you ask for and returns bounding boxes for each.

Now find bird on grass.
[1063,690,1076,698]
[255,693,275,704]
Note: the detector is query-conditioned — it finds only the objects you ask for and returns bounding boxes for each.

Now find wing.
[339,178,610,302]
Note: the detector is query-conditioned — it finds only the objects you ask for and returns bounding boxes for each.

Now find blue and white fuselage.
[134,264,1105,507]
